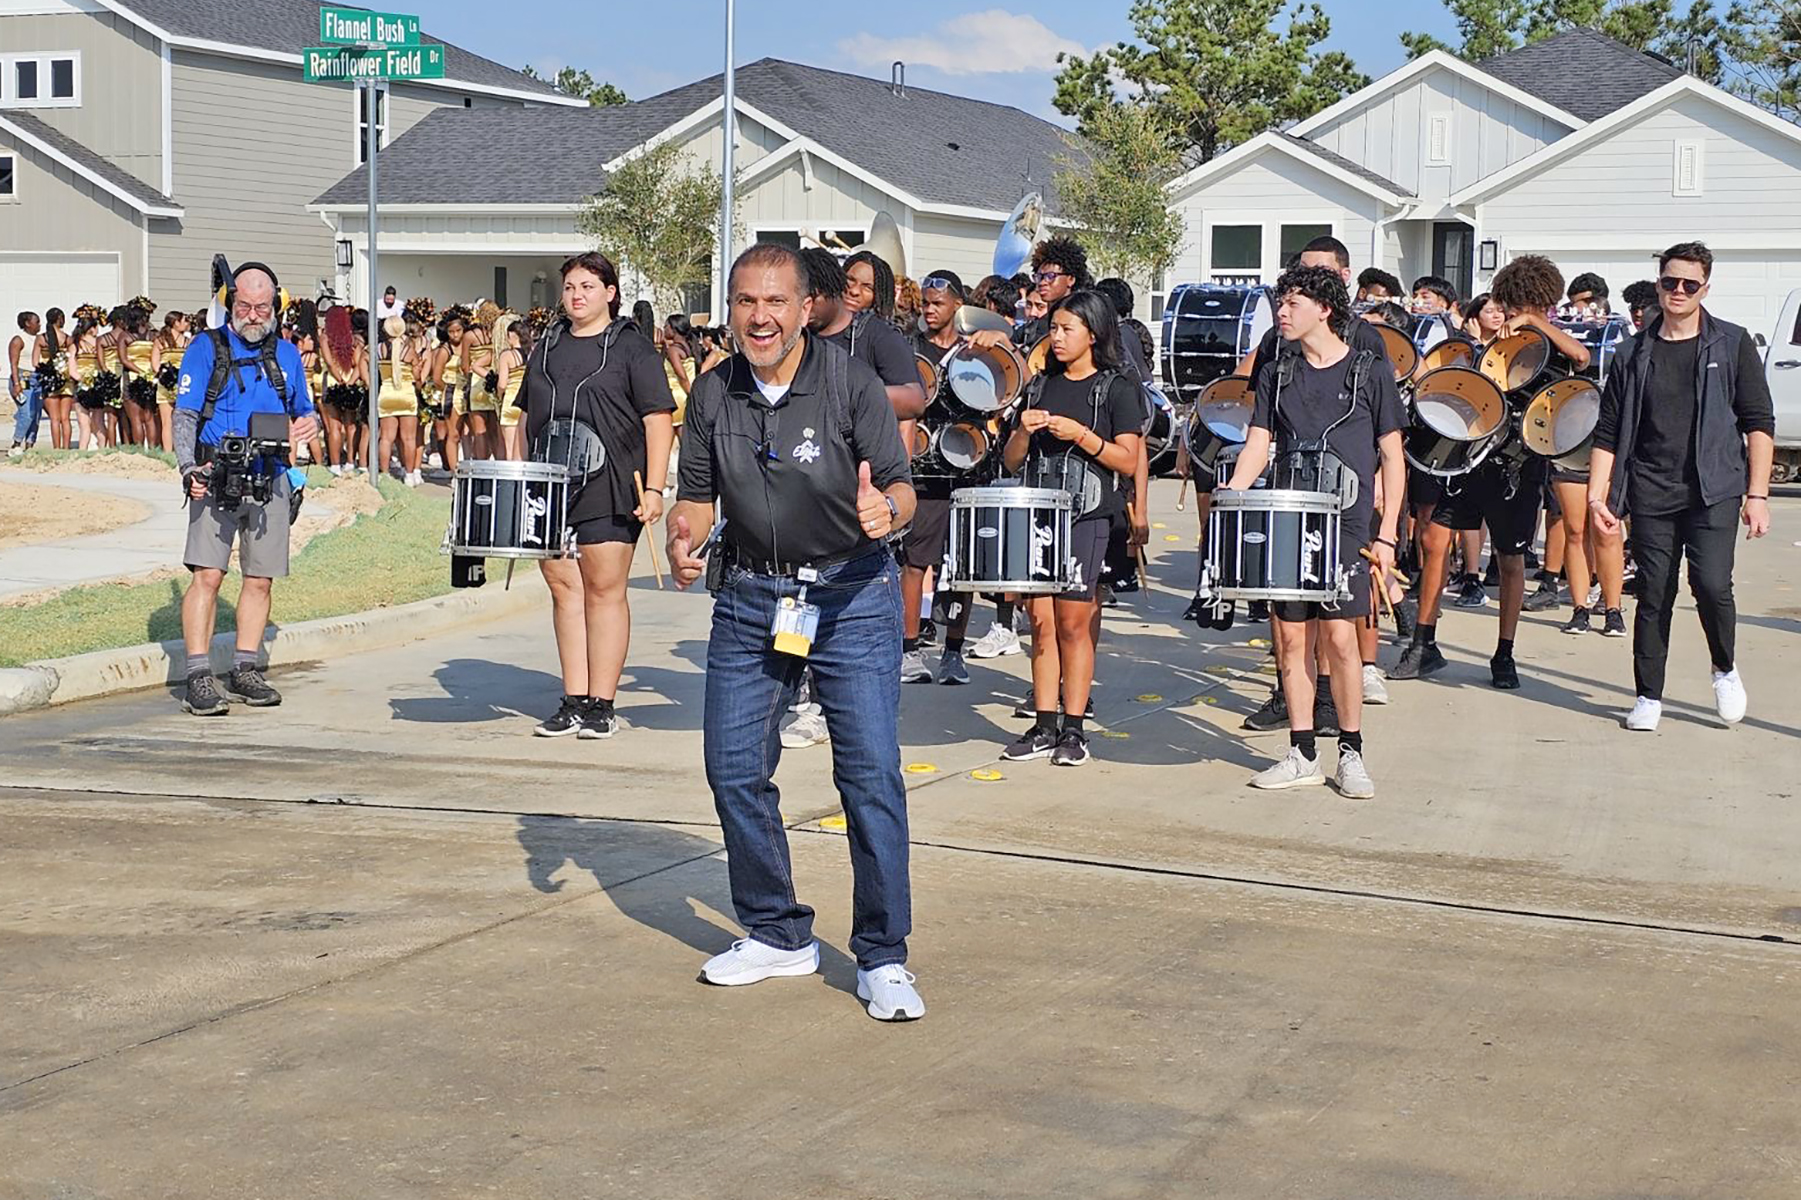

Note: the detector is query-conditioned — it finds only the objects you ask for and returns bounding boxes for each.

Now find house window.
[0,154,15,200]
[1150,268,1168,323]
[1672,141,1704,197]
[356,86,389,164]
[1211,225,1261,275]
[1,53,79,108]
[1279,223,1332,269]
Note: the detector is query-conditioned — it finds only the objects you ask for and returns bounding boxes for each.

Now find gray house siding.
[0,138,146,290]
[156,50,486,299]
[3,11,164,193]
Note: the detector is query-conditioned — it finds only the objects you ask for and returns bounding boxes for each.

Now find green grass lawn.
[2,472,463,668]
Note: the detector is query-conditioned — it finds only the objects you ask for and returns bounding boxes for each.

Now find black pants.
[1629,496,1738,700]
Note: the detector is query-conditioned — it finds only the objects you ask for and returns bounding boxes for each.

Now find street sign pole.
[365,77,381,478]
[718,0,735,319]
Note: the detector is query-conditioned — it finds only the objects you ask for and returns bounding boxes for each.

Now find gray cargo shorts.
[184,473,294,579]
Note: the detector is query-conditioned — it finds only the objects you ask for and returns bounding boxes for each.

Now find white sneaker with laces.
[1361,664,1389,706]
[701,939,820,986]
[780,709,830,748]
[967,622,1023,659]
[1712,668,1747,725]
[1249,746,1325,790]
[856,964,926,1021]
[1625,696,1662,731]
[1587,582,1602,608]
[1333,747,1376,799]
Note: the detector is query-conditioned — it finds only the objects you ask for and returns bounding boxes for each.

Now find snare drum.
[1202,488,1347,603]
[449,460,572,559]
[942,486,1075,594]
[1481,327,1566,401]
[914,420,994,476]
[1521,376,1602,472]
[1182,375,1254,474]
[1404,367,1511,477]
[944,341,1028,417]
[1419,332,1480,375]
[1372,323,1419,382]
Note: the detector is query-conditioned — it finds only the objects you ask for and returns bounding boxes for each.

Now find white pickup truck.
[1769,290,1801,483]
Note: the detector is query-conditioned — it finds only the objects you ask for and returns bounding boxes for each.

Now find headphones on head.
[216,261,291,317]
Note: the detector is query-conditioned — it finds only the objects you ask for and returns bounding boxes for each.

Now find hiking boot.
[225,665,281,707]
[182,673,229,717]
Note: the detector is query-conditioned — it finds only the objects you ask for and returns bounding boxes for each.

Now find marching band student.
[1622,280,1658,331]
[1410,276,1459,314]
[462,305,499,462]
[1223,265,1405,798]
[1356,269,1403,305]
[998,290,1145,768]
[375,315,424,485]
[1391,255,1589,690]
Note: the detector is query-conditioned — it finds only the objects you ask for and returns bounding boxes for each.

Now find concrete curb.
[0,572,548,716]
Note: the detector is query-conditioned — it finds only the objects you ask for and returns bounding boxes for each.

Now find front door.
[1433,223,1474,301]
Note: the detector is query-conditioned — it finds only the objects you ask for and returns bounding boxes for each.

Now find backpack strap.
[822,337,854,442]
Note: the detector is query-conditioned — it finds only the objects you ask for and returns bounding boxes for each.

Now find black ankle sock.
[1035,709,1059,735]
[1362,659,1376,668]
[1290,730,1318,760]
[903,637,919,653]
[1495,638,1515,660]
[1340,729,1363,753]
[1315,675,1332,702]
[1417,622,1437,645]
[1063,714,1085,734]
[996,601,1015,626]
[944,635,965,654]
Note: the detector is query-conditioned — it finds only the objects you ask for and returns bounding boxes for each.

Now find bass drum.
[1521,376,1602,472]
[943,340,1028,418]
[1182,375,1254,476]
[1405,367,1511,477]
[1160,284,1273,402]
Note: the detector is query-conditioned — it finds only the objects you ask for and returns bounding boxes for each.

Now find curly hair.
[1621,280,1659,312]
[1491,254,1565,313]
[1030,235,1091,289]
[1274,264,1352,337]
[1357,267,1403,298]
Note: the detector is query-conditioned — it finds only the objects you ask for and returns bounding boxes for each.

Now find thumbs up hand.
[668,513,705,589]
[855,461,893,541]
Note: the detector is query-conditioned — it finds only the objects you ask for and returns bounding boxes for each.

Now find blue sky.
[430,1,1460,123]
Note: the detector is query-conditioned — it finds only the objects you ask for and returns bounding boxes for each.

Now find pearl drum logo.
[523,492,549,546]
[1301,528,1323,584]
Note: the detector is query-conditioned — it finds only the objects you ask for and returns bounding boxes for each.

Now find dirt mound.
[0,482,149,552]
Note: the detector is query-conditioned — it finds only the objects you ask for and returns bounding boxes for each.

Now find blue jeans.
[11,378,41,445]
[702,546,911,968]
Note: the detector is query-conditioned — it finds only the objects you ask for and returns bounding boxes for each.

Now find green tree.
[577,140,731,312]
[1053,0,1368,167]
[1402,0,1726,84]
[522,65,628,107]
[1724,0,1800,120]
[1052,105,1188,287]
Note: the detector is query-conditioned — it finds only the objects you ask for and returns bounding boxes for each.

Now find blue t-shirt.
[175,327,315,445]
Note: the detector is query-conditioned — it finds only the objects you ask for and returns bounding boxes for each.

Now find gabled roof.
[1288,49,1586,141]
[1167,130,1412,205]
[90,0,577,106]
[1452,73,1801,205]
[0,112,183,217]
[1476,27,1684,123]
[313,58,1074,216]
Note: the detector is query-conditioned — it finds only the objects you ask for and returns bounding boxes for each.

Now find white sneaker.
[1249,746,1325,790]
[1712,668,1747,725]
[1625,696,1662,731]
[780,709,829,748]
[328,463,344,477]
[1333,747,1376,799]
[1361,664,1389,706]
[967,622,1023,659]
[1587,582,1602,608]
[701,938,820,986]
[856,964,926,1021]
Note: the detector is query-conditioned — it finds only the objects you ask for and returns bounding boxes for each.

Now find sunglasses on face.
[922,276,960,294]
[1659,276,1703,296]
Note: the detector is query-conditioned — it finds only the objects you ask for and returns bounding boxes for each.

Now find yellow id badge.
[772,595,820,658]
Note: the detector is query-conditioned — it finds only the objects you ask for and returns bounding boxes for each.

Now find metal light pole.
[718,0,735,318]
[365,77,382,478]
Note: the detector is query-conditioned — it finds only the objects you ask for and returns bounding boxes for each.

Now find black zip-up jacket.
[1593,308,1774,515]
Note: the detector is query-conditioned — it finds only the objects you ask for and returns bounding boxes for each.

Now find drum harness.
[525,316,628,557]
[1268,344,1374,610]
[1020,368,1121,519]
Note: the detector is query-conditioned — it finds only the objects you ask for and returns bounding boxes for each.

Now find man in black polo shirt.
[668,242,925,1022]
[1590,240,1774,732]
[901,269,976,685]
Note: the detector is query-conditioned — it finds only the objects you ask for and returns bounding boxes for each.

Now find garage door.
[1516,249,1801,342]
[0,251,121,388]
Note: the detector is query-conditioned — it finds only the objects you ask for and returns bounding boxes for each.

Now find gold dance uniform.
[439,351,465,416]
[74,347,99,390]
[100,341,125,408]
[126,339,155,405]
[378,349,417,418]
[665,355,695,428]
[156,341,187,406]
[498,350,524,427]
[464,340,498,414]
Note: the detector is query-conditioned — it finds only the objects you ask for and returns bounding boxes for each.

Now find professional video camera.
[209,410,291,511]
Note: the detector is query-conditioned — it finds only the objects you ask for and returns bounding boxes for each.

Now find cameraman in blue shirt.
[171,264,318,717]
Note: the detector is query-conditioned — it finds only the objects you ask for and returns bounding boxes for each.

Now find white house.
[311,59,1074,316]
[1164,28,1801,333]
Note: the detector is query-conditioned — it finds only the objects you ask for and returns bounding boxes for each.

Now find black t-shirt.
[1629,335,1704,516]
[823,311,919,394]
[677,332,911,565]
[519,320,675,523]
[1252,346,1405,544]
[1024,370,1146,521]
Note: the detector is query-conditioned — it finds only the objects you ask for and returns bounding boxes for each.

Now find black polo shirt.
[678,331,911,565]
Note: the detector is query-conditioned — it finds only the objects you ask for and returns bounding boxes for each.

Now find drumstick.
[1176,475,1189,512]
[1358,547,1411,587]
[633,470,665,590]
[1358,548,1399,625]
[1126,502,1150,573]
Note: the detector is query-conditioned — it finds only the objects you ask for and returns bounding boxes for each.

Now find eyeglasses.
[1659,276,1703,296]
[1033,269,1066,285]
[233,302,275,318]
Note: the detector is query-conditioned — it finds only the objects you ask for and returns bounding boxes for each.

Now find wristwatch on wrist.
[883,495,899,521]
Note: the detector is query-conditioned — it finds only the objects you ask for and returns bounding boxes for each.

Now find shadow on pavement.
[389,658,563,724]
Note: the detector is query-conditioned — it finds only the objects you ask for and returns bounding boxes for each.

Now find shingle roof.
[1279,133,1412,198]
[1476,27,1683,122]
[107,0,565,100]
[0,111,182,213]
[314,58,1076,212]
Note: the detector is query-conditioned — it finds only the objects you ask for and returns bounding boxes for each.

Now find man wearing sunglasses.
[1590,241,1775,732]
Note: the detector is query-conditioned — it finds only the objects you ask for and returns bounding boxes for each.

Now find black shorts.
[1271,531,1372,623]
[900,494,951,570]
[1431,458,1545,557]
[1407,468,1446,510]
[573,514,642,546]
[1058,516,1111,601]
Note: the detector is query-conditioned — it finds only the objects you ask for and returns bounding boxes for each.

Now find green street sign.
[303,43,445,83]
[319,6,421,47]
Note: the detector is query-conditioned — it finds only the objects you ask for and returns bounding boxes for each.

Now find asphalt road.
[3,481,1798,1198]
